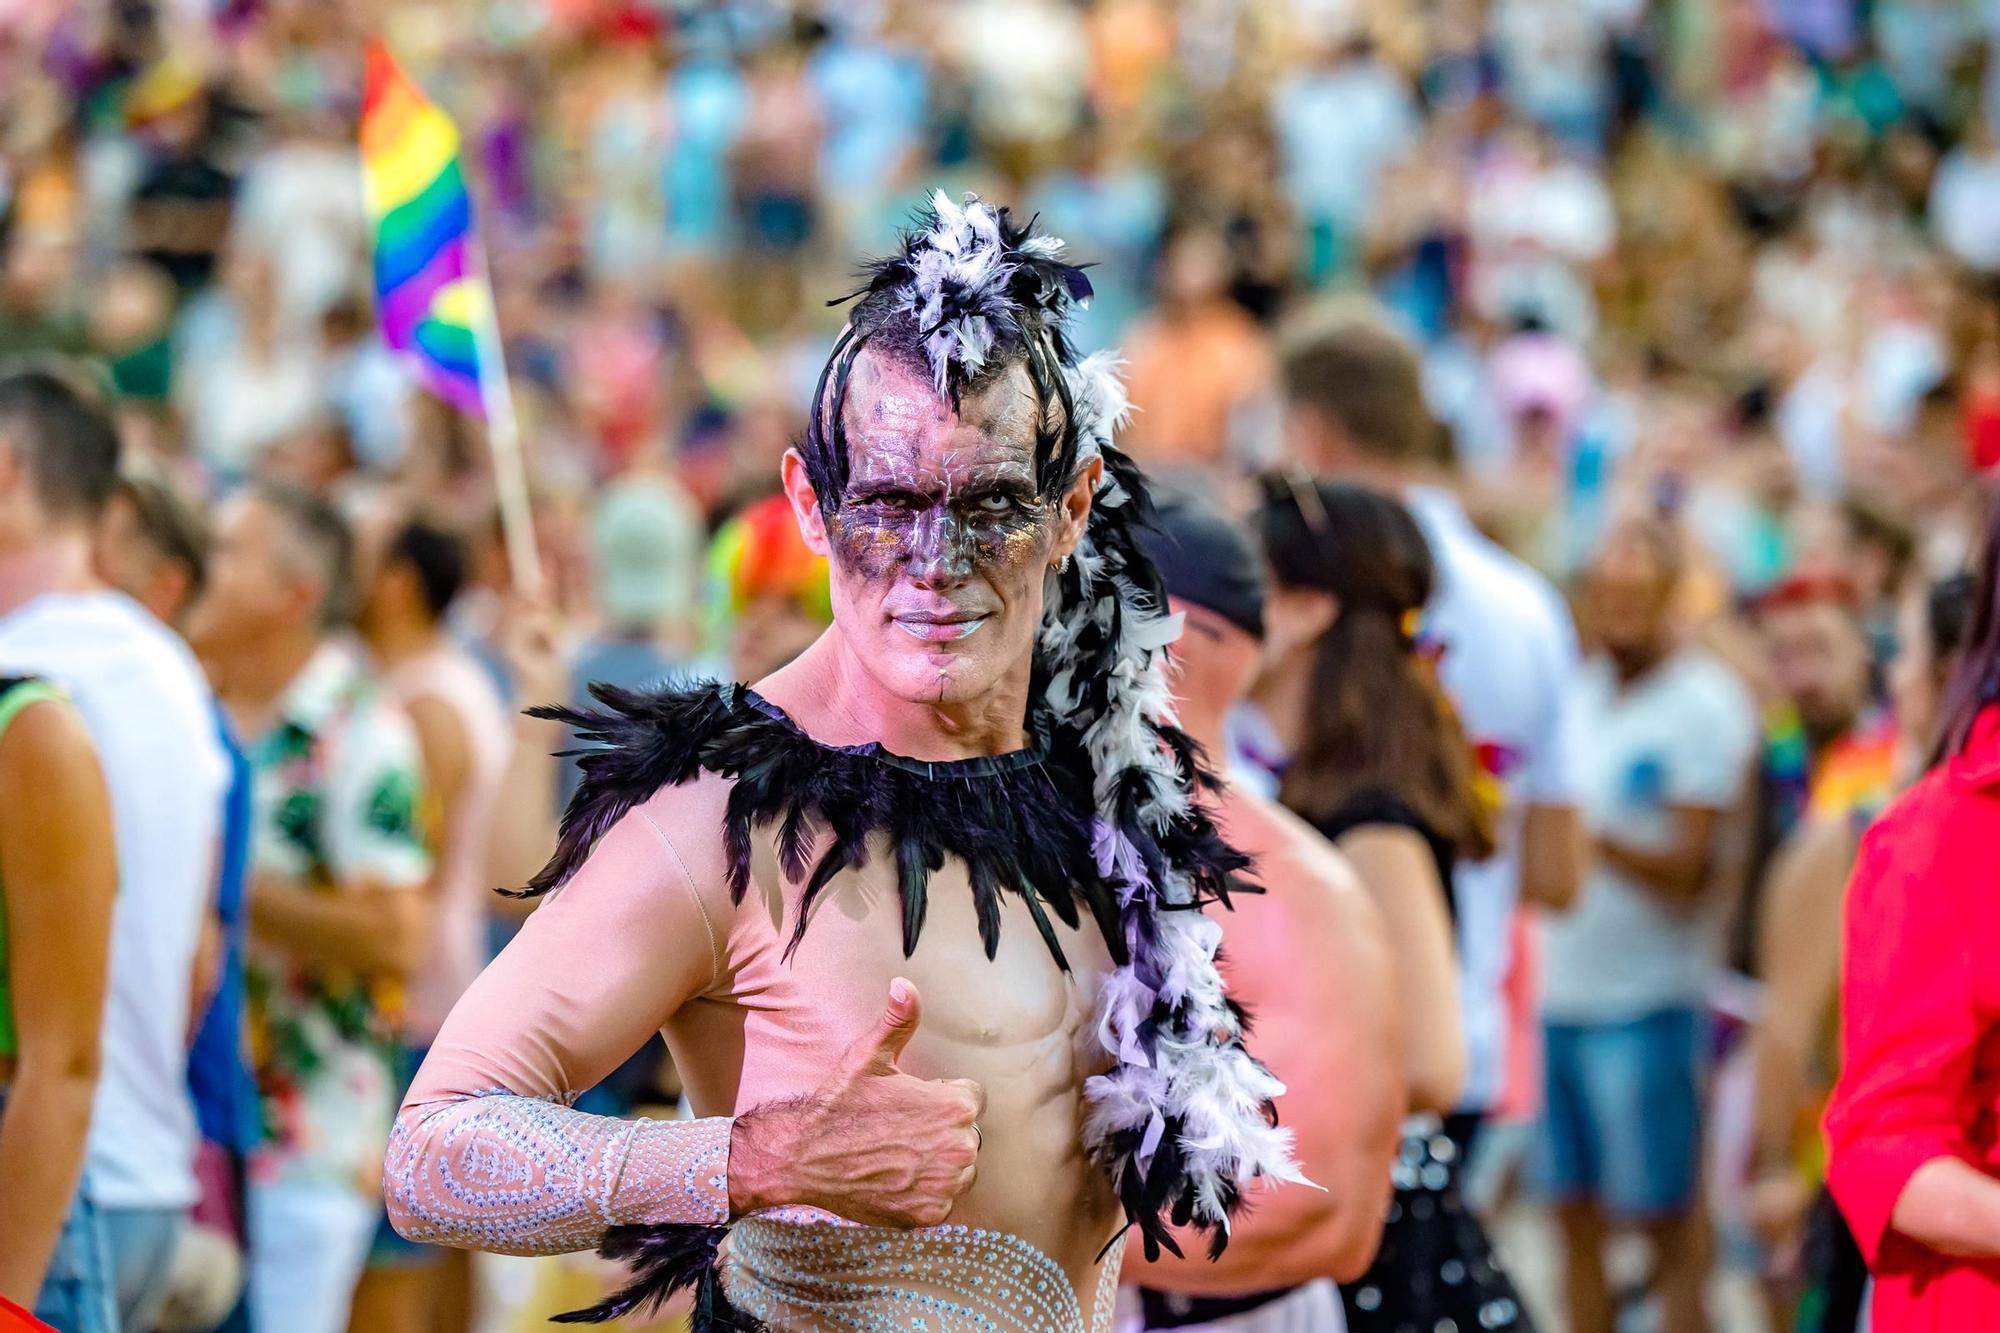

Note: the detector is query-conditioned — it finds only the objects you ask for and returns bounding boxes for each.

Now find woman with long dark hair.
[1251,476,1531,1333]
[1824,504,2000,1330]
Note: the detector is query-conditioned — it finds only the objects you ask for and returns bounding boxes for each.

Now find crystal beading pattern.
[716,1217,1126,1333]
[384,1093,731,1253]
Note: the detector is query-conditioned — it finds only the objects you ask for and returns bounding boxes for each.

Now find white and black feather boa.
[1050,355,1306,1254]
[521,193,1302,1328]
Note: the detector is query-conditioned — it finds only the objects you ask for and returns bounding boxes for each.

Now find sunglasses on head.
[1258,469,1333,547]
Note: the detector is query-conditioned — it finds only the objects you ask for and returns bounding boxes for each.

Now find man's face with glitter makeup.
[781,347,1098,706]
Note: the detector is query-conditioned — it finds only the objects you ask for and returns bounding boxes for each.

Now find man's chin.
[1800,701,1860,745]
[873,643,1001,706]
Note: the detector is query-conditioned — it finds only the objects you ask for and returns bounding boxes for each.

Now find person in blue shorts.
[1534,518,1760,1333]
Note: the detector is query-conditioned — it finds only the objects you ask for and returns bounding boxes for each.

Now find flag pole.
[469,242,543,596]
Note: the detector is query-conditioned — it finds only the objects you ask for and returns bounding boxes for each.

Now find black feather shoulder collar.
[526,680,1151,1327]
[525,680,1128,971]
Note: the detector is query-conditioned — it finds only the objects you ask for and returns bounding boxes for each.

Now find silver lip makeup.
[892,612,990,641]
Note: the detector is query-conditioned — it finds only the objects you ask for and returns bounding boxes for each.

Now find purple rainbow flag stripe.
[362,42,490,417]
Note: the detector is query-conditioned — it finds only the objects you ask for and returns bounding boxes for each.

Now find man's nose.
[904,507,973,588]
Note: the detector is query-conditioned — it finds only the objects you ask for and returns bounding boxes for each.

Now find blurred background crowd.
[4,0,2000,1329]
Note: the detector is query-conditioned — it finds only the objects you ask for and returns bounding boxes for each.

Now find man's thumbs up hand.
[729,979,986,1228]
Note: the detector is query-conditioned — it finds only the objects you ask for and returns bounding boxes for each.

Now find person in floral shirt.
[187,483,430,1333]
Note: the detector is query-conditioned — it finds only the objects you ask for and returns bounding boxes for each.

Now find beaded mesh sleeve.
[385,1096,732,1254]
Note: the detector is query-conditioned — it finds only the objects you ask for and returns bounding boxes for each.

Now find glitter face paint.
[822,352,1066,705]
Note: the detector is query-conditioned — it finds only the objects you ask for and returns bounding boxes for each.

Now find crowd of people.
[5,0,2000,1330]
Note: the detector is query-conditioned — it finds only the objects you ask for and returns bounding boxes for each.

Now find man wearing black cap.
[1121,491,1405,1331]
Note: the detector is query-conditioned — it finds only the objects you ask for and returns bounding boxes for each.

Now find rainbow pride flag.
[360,41,491,417]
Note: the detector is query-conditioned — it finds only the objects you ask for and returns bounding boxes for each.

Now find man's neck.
[1248,647,1311,764]
[0,532,96,619]
[773,631,1034,761]
[214,630,322,737]
[1608,639,1671,687]
[601,620,662,646]
[1319,452,1427,497]
[1804,706,1861,755]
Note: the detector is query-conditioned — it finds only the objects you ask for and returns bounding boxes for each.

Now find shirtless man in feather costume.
[384,194,1301,1331]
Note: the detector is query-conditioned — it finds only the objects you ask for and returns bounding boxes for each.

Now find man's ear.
[286,571,331,635]
[0,431,24,502]
[781,450,832,557]
[155,562,194,623]
[1300,588,1340,641]
[1052,455,1103,566]
[1283,400,1347,473]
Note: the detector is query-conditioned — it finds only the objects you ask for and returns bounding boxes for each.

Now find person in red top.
[1824,512,2000,1330]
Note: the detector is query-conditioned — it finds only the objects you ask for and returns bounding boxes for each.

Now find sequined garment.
[1342,1117,1533,1333]
[386,1098,1126,1330]
[717,1215,1125,1333]
[385,1094,732,1252]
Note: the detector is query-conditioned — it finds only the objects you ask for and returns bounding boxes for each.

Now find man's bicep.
[1234,870,1402,1281]
[1295,886,1402,1136]
[0,701,116,1061]
[405,802,721,1109]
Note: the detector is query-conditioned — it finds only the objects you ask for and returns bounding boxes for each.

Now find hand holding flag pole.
[469,243,543,596]
[361,39,543,594]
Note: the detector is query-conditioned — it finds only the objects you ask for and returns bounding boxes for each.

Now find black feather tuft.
[966,857,1004,960]
[788,838,855,962]
[895,829,929,958]
[776,802,814,885]
[551,1225,766,1330]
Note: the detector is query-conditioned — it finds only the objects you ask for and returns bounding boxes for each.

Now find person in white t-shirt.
[0,364,229,1329]
[1276,302,1587,1136]
[1535,517,1758,1333]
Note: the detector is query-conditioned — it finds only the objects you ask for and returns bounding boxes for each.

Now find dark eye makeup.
[842,483,1037,518]
[846,486,929,510]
